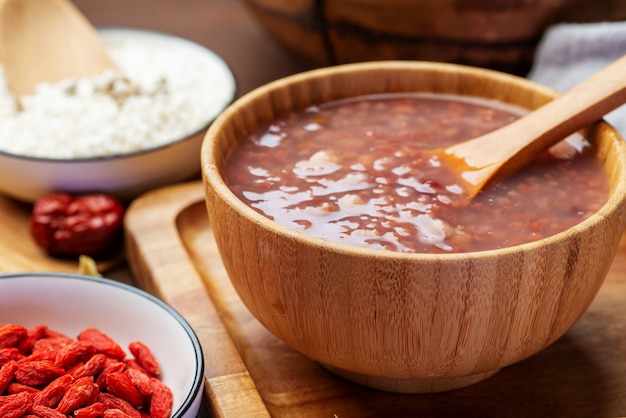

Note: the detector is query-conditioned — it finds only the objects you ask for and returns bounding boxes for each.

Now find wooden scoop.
[431,54,626,198]
[0,0,118,97]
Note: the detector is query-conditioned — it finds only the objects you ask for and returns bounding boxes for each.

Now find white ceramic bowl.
[0,28,236,203]
[0,273,204,418]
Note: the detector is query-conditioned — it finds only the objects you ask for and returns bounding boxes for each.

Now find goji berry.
[85,380,100,406]
[96,358,126,391]
[56,376,97,414]
[54,340,96,369]
[103,408,133,418]
[71,353,107,379]
[105,372,144,408]
[31,336,72,359]
[78,328,126,361]
[0,360,18,394]
[148,377,173,418]
[128,342,160,377]
[74,401,105,418]
[66,361,83,375]
[28,342,59,363]
[7,382,39,395]
[0,324,28,349]
[0,347,23,365]
[98,393,141,418]
[15,360,65,387]
[31,404,67,418]
[125,368,152,396]
[0,391,33,417]
[33,374,73,408]
[16,325,48,355]
[124,359,147,375]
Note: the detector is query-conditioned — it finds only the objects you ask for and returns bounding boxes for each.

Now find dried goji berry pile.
[0,324,174,418]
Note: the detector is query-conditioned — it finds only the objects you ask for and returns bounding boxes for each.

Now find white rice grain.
[0,29,235,159]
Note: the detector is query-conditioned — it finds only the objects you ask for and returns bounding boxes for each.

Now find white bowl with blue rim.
[0,273,204,418]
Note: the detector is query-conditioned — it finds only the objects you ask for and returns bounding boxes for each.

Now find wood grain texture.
[124,183,270,418]
[126,180,626,417]
[243,0,626,74]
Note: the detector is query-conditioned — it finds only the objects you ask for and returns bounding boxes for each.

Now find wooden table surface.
[125,181,626,418]
[5,2,620,417]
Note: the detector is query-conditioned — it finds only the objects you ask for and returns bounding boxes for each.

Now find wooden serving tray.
[125,181,626,418]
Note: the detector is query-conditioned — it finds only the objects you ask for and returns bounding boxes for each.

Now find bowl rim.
[0,272,205,418]
[202,60,626,261]
[0,26,238,163]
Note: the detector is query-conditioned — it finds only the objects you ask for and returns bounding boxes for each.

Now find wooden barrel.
[244,0,626,75]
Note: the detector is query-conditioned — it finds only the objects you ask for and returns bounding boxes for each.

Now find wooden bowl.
[201,61,626,393]
[243,0,626,75]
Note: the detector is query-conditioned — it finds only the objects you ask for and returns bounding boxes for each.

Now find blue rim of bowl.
[0,272,205,418]
[0,26,238,164]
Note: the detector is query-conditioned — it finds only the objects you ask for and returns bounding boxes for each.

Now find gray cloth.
[527,21,626,135]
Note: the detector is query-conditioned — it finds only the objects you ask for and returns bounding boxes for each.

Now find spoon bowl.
[431,54,626,198]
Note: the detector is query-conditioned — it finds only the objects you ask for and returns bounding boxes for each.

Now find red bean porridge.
[225,93,607,253]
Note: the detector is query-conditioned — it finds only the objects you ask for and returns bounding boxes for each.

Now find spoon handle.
[445,54,626,192]
[0,0,118,97]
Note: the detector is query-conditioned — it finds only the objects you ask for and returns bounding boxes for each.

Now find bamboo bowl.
[201,61,626,393]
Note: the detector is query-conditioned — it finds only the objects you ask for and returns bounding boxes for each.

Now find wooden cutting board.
[125,180,626,418]
[0,194,123,273]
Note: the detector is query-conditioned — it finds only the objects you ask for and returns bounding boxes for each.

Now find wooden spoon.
[0,0,119,97]
[431,54,626,198]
